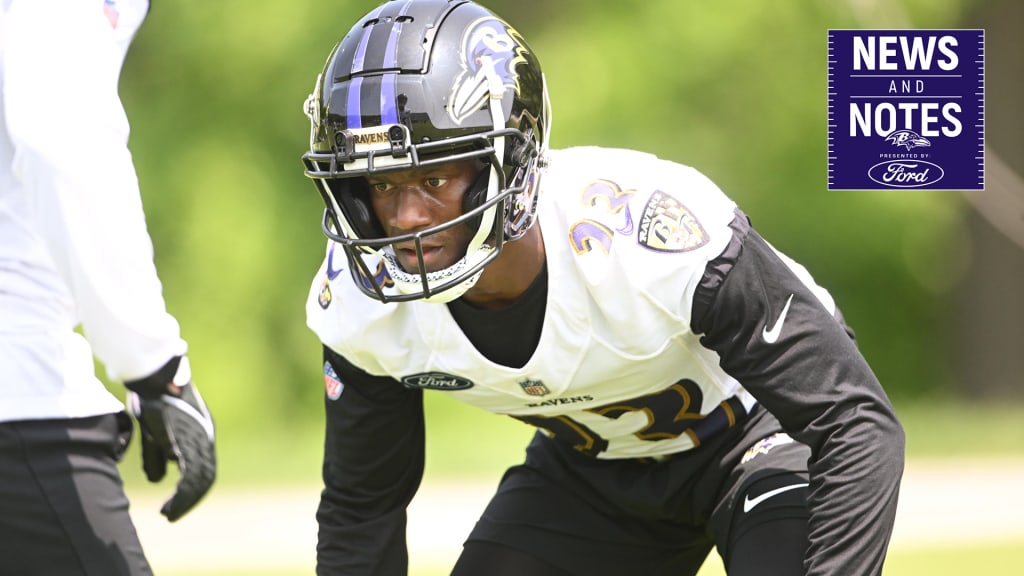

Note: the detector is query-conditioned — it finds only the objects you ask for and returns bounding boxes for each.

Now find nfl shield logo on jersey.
[519,379,550,397]
[324,362,344,400]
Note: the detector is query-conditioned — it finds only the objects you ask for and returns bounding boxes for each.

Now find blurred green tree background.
[112,0,1021,464]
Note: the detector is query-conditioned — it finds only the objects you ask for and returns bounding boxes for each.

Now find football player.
[0,1,216,574]
[303,1,904,574]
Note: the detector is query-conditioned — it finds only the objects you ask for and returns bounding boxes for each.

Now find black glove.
[126,355,216,522]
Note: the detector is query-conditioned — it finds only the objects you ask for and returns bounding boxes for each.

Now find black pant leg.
[0,414,152,576]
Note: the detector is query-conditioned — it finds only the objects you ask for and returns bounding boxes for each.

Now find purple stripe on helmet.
[382,0,413,68]
[351,32,371,74]
[351,5,385,74]
[381,73,398,125]
[347,77,363,129]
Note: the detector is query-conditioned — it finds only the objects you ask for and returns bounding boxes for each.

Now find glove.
[125,355,216,522]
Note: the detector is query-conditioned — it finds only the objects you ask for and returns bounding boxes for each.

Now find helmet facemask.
[301,0,549,303]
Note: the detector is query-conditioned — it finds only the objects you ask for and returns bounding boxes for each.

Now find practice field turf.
[697,540,1024,576]
[128,397,1024,575]
[158,538,1024,575]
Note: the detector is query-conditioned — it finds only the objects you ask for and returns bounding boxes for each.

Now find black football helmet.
[302,0,550,303]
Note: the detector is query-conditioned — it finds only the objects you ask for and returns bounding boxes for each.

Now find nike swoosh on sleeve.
[761,293,794,344]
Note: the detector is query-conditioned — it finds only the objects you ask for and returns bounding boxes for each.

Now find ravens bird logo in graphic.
[885,130,931,151]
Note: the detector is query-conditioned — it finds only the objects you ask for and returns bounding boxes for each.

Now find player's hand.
[125,355,216,522]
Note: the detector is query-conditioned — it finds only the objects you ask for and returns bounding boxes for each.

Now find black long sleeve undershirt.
[691,211,905,576]
[317,347,425,576]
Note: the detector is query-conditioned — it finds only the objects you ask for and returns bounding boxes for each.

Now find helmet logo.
[449,17,528,125]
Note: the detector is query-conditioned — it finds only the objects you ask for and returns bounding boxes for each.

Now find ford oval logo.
[867,160,944,188]
[401,372,474,391]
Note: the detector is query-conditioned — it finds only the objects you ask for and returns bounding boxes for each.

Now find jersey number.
[568,180,636,255]
[514,379,745,457]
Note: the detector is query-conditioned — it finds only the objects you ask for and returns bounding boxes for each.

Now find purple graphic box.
[828,30,984,190]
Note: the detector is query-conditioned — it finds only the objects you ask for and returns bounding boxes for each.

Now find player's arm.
[4,0,186,380]
[690,211,904,576]
[5,0,216,522]
[318,345,425,576]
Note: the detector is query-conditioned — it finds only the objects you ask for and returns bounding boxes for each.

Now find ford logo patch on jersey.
[401,372,475,391]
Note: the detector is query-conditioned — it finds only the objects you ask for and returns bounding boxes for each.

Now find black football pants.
[452,406,810,575]
[0,413,152,576]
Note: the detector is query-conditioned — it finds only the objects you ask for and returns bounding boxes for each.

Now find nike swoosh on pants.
[742,482,809,513]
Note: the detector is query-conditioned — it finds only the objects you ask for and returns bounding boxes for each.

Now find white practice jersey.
[308,146,836,460]
[0,0,185,422]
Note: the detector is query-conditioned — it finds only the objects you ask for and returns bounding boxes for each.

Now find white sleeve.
[3,0,184,382]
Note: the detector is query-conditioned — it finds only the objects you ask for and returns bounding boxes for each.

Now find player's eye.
[368,181,392,193]
[424,177,447,188]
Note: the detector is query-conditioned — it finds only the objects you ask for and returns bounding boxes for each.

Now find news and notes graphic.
[828,30,985,190]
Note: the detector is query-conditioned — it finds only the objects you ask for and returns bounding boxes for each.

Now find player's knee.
[724,474,810,575]
[737,474,809,519]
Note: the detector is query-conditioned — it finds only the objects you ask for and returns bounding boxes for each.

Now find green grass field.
[125,396,1024,575]
[120,394,1024,488]
[156,539,1024,576]
[695,540,1024,576]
